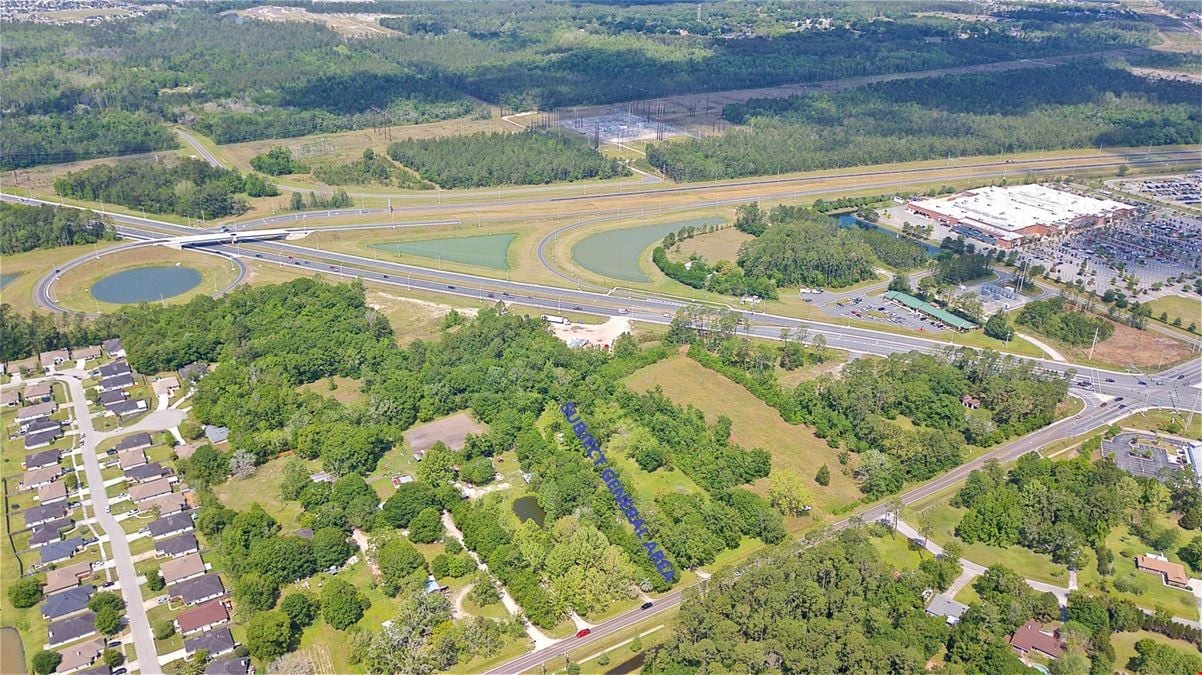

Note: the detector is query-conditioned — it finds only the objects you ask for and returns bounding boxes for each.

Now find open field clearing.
[624,355,861,515]
[672,226,753,263]
[1148,295,1202,328]
[372,233,516,270]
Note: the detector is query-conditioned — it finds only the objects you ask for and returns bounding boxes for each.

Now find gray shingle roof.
[42,585,94,619]
[148,512,194,538]
[155,533,199,557]
[48,611,96,645]
[185,626,235,656]
[40,537,84,564]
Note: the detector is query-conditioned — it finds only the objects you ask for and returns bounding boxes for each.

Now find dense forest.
[53,158,278,218]
[386,131,629,188]
[0,2,1164,167]
[0,202,115,254]
[647,63,1201,180]
[312,149,433,190]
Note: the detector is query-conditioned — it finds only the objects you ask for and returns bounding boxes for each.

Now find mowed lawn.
[1147,294,1202,328]
[624,356,860,511]
[212,455,310,531]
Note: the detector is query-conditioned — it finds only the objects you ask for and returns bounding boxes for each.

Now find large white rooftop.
[913,184,1133,233]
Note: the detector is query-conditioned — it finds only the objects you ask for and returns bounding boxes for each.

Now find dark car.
[488,293,495,298]
[447,285,456,289]
[576,629,591,638]
[1138,380,1148,386]
[1115,397,1124,402]
[1105,378,1115,383]
[573,306,582,311]
[641,601,654,610]
[382,274,389,279]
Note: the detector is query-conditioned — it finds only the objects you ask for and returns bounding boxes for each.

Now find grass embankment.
[50,246,242,314]
[0,242,125,314]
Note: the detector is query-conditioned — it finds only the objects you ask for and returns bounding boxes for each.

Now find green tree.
[6,577,42,608]
[280,592,319,629]
[983,312,1014,341]
[31,651,61,675]
[147,569,166,592]
[153,619,176,641]
[376,536,427,595]
[767,470,812,516]
[408,507,445,544]
[321,578,367,630]
[246,610,296,663]
[381,482,438,528]
[311,527,355,570]
[94,606,122,635]
[1179,536,1202,573]
[101,648,125,669]
[234,572,280,615]
[459,456,496,485]
[815,464,831,487]
[415,442,456,487]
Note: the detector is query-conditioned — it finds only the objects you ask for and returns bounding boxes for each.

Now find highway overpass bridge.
[160,228,309,249]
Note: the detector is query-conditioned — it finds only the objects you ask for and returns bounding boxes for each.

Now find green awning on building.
[883,291,977,331]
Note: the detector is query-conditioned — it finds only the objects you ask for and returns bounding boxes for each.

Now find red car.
[576,629,591,638]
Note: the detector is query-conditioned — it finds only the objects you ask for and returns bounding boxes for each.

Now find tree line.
[386,131,629,189]
[0,202,115,254]
[53,158,278,219]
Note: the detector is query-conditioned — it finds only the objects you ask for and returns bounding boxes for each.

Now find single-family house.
[173,574,226,606]
[98,390,126,406]
[179,362,208,383]
[126,462,171,483]
[175,599,229,635]
[101,339,124,358]
[0,389,19,407]
[72,345,102,362]
[44,561,93,595]
[129,478,172,504]
[152,376,180,397]
[22,466,63,491]
[39,480,69,504]
[24,502,68,528]
[24,417,62,436]
[48,611,97,647]
[97,373,134,393]
[140,492,187,516]
[8,356,40,375]
[185,626,236,658]
[204,425,230,445]
[40,349,71,369]
[1136,554,1191,589]
[16,402,56,424]
[97,361,130,378]
[117,449,147,470]
[156,533,199,558]
[115,433,152,453]
[30,518,74,548]
[55,636,105,673]
[24,449,62,470]
[161,553,206,586]
[1009,619,1063,659]
[40,537,86,566]
[148,512,194,539]
[24,381,53,402]
[25,427,63,450]
[926,596,969,625]
[205,656,251,675]
[309,471,335,483]
[105,399,147,418]
[42,585,94,620]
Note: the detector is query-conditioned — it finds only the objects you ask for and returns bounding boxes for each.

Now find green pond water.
[91,266,202,304]
[1,272,20,290]
[511,495,546,527]
[372,233,516,270]
[572,216,726,283]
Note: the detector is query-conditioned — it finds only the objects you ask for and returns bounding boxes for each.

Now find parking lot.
[1112,172,1202,209]
[810,291,950,334]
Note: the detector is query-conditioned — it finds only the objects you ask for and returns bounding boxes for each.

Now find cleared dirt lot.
[404,411,486,453]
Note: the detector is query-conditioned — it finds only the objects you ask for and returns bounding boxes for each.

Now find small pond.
[90,265,202,304]
[0,627,25,675]
[0,272,20,290]
[511,495,546,527]
[573,216,727,283]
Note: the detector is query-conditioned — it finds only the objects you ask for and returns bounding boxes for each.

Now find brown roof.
[38,481,68,503]
[0,390,18,406]
[56,636,104,672]
[174,441,205,460]
[73,346,102,361]
[45,561,93,594]
[161,553,206,584]
[24,382,52,399]
[118,449,147,469]
[129,477,171,503]
[21,467,61,490]
[140,492,187,515]
[175,599,229,634]
[1009,620,1063,658]
[1136,555,1190,586]
[40,349,70,367]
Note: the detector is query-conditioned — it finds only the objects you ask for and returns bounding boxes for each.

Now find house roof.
[140,492,186,515]
[24,502,68,527]
[98,390,126,404]
[17,402,55,419]
[43,585,94,619]
[22,466,62,489]
[126,462,171,483]
[101,338,123,353]
[25,428,63,449]
[115,432,152,452]
[205,656,251,675]
[148,512,194,538]
[129,478,172,503]
[23,417,62,435]
[117,449,147,470]
[156,532,199,557]
[176,599,229,634]
[30,518,74,547]
[1136,555,1191,585]
[99,373,135,391]
[25,449,62,469]
[152,376,180,395]
[0,390,19,405]
[172,573,225,605]
[184,626,235,655]
[56,636,104,672]
[106,399,144,416]
[97,361,130,378]
[40,349,70,366]
[39,480,69,503]
[204,425,230,444]
[179,362,208,381]
[48,611,96,645]
[162,553,206,584]
[73,346,102,360]
[45,561,93,594]
[41,537,84,565]
[927,596,969,620]
[1009,620,1063,658]
[24,381,52,398]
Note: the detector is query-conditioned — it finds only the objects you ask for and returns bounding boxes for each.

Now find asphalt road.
[27,371,164,675]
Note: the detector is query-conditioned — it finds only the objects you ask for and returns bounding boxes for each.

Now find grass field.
[1111,630,1202,672]
[1120,408,1202,440]
[623,355,861,515]
[0,242,125,314]
[671,226,752,263]
[1077,518,1200,621]
[212,456,310,532]
[371,233,517,270]
[50,246,242,314]
[1148,295,1202,329]
[298,375,366,406]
